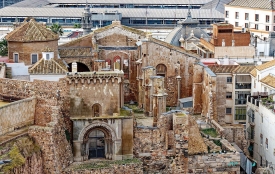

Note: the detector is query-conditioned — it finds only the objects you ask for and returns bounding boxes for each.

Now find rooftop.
[255,59,275,71]
[260,74,275,89]
[232,65,255,74]
[29,58,68,74]
[227,0,275,10]
[5,18,59,42]
[208,65,239,73]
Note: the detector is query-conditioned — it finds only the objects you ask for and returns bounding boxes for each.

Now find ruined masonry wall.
[188,152,241,173]
[62,163,143,174]
[0,97,36,136]
[6,152,43,174]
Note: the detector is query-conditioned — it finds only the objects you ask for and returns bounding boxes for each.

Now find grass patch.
[213,140,222,147]
[74,158,141,170]
[202,128,218,138]
[124,104,144,113]
[120,109,131,116]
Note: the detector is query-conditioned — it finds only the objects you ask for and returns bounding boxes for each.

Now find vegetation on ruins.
[201,128,218,138]
[0,136,40,173]
[0,39,8,56]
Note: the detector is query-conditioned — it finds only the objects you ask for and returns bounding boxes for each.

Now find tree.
[50,23,64,36]
[74,23,81,28]
[0,39,8,56]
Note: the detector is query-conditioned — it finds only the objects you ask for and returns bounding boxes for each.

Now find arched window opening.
[156,64,167,77]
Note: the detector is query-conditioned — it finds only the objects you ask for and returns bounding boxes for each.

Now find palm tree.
[0,39,8,56]
[50,23,64,36]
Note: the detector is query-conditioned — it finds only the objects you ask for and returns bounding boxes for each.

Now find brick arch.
[63,59,92,71]
[78,121,117,141]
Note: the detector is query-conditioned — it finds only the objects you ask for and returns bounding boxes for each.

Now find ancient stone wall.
[67,73,123,117]
[188,152,241,173]
[0,97,36,135]
[8,40,58,65]
[223,125,246,151]
[143,40,196,106]
[6,152,43,174]
[28,106,73,174]
[62,163,143,174]
[216,75,227,124]
[192,63,204,114]
[201,68,217,121]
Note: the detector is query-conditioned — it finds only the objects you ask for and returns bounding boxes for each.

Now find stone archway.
[68,62,90,72]
[73,121,121,161]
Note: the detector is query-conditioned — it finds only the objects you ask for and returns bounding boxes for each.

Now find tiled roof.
[59,47,93,58]
[6,18,59,42]
[232,65,255,74]
[207,65,239,73]
[29,58,67,74]
[260,74,275,88]
[255,59,275,71]
[250,68,257,77]
[227,0,275,10]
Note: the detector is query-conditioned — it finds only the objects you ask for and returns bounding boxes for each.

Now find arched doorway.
[92,103,101,117]
[68,62,90,72]
[88,130,105,158]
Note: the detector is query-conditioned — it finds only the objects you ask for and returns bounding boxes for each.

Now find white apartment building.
[246,60,275,169]
[225,0,275,34]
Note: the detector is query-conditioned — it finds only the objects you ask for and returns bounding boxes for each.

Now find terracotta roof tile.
[207,65,239,73]
[29,58,67,74]
[233,65,255,74]
[260,74,275,88]
[6,19,59,42]
[255,59,275,71]
[59,47,93,58]
[250,68,257,77]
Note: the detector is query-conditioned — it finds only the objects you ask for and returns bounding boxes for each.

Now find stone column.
[113,140,122,160]
[176,76,182,106]
[73,141,83,162]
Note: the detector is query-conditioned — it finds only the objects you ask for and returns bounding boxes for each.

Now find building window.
[227,77,232,83]
[266,138,268,149]
[31,54,38,64]
[266,160,268,167]
[266,26,269,31]
[235,12,239,19]
[259,52,264,56]
[226,108,232,114]
[273,26,275,31]
[266,15,270,22]
[255,14,259,21]
[255,24,258,30]
[226,92,232,99]
[235,107,246,120]
[245,13,249,20]
[245,23,249,28]
[235,22,239,27]
[46,54,50,60]
[13,53,19,63]
[260,134,263,145]
[261,115,263,123]
[260,156,263,166]
[225,11,229,18]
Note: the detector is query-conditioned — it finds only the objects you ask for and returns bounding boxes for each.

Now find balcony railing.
[235,99,247,105]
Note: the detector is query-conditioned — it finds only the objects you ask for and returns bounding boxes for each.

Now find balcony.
[235,83,251,89]
[235,99,247,105]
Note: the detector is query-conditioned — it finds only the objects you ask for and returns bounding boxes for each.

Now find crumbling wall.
[62,163,143,174]
[216,76,228,124]
[28,106,73,174]
[223,125,246,152]
[0,97,36,136]
[192,64,204,114]
[188,152,241,173]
